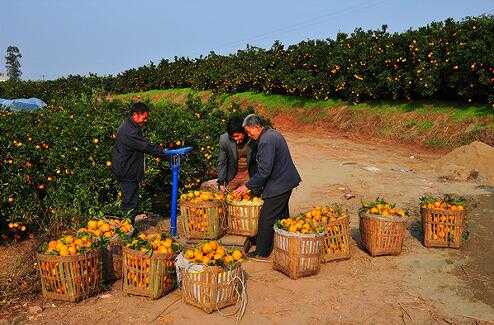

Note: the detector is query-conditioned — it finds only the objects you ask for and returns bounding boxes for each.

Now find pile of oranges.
[430,223,458,240]
[302,205,349,254]
[184,241,244,267]
[78,218,133,239]
[420,195,465,241]
[277,215,325,234]
[124,253,175,291]
[44,234,95,256]
[303,206,348,224]
[180,191,223,204]
[126,233,180,256]
[362,198,406,217]
[226,192,263,205]
[186,208,211,233]
[420,195,465,211]
[124,233,178,292]
[181,191,225,235]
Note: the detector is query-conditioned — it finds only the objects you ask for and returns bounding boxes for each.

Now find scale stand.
[164,146,193,237]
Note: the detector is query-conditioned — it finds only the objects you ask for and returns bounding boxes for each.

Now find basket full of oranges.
[180,191,227,240]
[303,205,351,263]
[122,233,181,299]
[420,195,466,248]
[178,241,246,314]
[273,216,325,279]
[225,192,263,237]
[38,234,103,302]
[78,218,134,281]
[359,198,408,257]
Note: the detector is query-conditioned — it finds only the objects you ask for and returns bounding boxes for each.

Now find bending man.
[234,114,301,258]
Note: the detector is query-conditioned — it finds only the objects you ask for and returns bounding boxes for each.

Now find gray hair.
[242,114,263,127]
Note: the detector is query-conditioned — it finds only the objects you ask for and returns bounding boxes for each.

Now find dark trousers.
[120,180,139,223]
[255,190,292,257]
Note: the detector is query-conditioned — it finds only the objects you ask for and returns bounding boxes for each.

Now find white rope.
[175,254,248,322]
[214,271,248,323]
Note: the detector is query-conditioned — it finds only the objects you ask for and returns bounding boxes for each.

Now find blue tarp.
[0,98,46,111]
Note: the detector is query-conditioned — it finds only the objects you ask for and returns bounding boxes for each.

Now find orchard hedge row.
[0,95,252,231]
[0,15,493,105]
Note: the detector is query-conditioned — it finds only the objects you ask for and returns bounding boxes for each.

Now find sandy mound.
[435,141,494,185]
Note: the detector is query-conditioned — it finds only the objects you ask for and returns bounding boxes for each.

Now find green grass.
[353,101,492,121]
[113,88,492,119]
[226,91,343,111]
[417,120,434,130]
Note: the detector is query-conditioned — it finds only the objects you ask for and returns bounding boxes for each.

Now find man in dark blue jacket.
[111,102,166,223]
[234,114,301,258]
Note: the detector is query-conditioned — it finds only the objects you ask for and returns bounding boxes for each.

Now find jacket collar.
[257,127,267,140]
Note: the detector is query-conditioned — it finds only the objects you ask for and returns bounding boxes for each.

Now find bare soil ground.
[2,127,493,325]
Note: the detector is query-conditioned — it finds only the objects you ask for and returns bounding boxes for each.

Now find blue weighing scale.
[163,146,193,237]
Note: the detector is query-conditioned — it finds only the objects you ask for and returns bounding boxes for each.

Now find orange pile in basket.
[184,241,244,268]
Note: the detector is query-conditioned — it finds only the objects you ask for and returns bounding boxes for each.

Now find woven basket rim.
[359,211,407,223]
[225,199,263,207]
[420,206,466,215]
[273,225,326,237]
[37,249,100,261]
[180,199,224,208]
[180,262,241,274]
[323,214,350,225]
[122,246,179,260]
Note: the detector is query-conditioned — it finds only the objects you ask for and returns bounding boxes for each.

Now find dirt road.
[11,129,494,324]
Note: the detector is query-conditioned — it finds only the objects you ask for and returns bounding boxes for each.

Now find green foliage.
[0,16,493,105]
[0,95,255,232]
[419,194,465,205]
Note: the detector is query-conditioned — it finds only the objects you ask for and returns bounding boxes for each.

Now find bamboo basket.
[272,227,324,279]
[421,207,466,248]
[180,200,226,240]
[102,241,123,282]
[102,228,134,282]
[226,199,263,237]
[180,264,243,314]
[122,247,177,299]
[322,215,351,262]
[38,250,102,302]
[359,212,407,257]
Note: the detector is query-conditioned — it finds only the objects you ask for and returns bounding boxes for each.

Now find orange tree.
[1,15,492,105]
[0,95,255,234]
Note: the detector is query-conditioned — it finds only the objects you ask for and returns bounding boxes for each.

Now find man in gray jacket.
[201,115,257,192]
[234,114,301,258]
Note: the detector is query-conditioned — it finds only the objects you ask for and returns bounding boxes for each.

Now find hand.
[219,185,226,193]
[234,185,249,195]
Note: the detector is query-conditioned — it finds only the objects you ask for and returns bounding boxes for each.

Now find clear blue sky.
[2,0,492,80]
